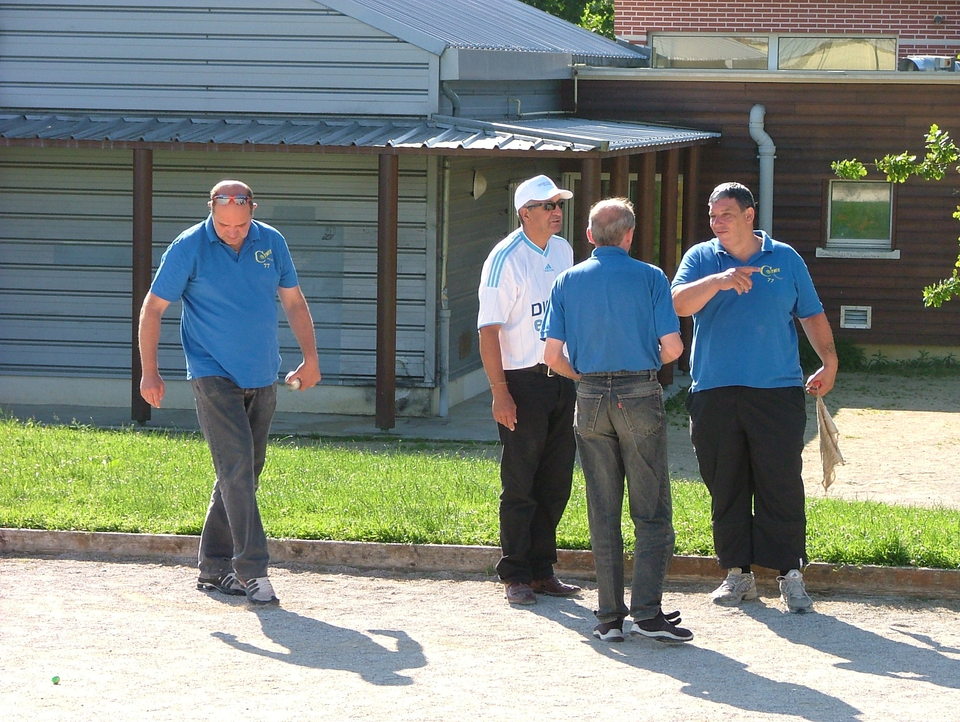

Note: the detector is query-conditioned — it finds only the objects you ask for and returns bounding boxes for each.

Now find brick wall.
[615,1,959,57]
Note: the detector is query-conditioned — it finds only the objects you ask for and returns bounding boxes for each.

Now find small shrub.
[799,335,866,372]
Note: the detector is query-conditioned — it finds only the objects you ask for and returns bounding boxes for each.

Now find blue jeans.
[192,376,276,581]
[575,371,674,623]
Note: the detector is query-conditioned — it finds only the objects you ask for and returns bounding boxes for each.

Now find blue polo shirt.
[149,216,299,388]
[542,246,679,373]
[671,231,823,392]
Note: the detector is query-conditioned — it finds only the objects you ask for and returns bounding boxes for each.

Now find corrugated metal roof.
[322,0,646,64]
[0,113,719,154]
[436,116,720,152]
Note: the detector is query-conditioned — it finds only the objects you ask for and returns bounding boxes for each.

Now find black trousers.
[496,368,577,583]
[687,386,808,572]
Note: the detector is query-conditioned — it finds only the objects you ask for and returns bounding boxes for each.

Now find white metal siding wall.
[441,80,566,119]
[0,146,434,386]
[0,0,438,115]
[0,147,134,378]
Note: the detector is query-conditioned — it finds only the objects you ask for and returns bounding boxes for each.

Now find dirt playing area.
[2,371,959,721]
[666,371,960,509]
[3,556,959,722]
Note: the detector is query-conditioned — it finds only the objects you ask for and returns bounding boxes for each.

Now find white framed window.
[777,36,897,71]
[651,35,768,69]
[650,34,897,71]
[825,180,893,251]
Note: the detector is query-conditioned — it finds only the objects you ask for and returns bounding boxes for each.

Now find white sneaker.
[778,569,813,613]
[244,576,279,605]
[710,567,758,606]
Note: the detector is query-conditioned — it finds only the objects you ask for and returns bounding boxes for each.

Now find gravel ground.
[3,556,959,722]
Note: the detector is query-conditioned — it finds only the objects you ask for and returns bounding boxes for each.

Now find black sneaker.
[593,618,625,642]
[630,609,694,643]
[197,572,246,596]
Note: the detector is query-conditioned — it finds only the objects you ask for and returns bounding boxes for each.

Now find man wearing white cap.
[477,174,580,606]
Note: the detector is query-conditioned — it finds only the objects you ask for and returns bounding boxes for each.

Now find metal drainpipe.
[749,104,776,235]
[437,160,451,417]
[441,82,461,116]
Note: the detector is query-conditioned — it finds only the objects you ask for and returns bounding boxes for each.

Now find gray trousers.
[575,371,674,624]
[192,376,276,580]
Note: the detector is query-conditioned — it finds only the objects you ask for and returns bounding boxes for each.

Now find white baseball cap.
[514,175,573,211]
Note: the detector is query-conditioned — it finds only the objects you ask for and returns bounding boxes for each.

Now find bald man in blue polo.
[138,179,321,606]
[543,197,691,643]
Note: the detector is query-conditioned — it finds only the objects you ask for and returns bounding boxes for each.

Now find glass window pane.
[829,181,892,247]
[779,37,897,71]
[652,35,768,69]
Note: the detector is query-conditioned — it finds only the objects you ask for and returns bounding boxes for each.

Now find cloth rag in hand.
[816,395,844,492]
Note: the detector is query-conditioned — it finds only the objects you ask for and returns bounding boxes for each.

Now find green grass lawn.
[2,416,959,569]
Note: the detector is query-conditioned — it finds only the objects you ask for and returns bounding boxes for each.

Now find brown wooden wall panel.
[579,78,960,348]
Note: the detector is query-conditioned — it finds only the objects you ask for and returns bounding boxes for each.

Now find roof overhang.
[0,112,719,158]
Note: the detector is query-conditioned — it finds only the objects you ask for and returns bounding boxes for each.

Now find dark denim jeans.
[192,376,276,581]
[575,371,674,623]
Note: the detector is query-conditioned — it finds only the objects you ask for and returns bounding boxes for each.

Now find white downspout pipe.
[749,104,775,236]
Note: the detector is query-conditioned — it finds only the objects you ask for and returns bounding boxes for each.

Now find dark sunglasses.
[524,200,565,211]
[211,194,252,206]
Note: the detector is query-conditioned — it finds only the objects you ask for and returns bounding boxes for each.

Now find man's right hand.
[140,372,166,408]
[491,385,517,431]
[715,266,761,295]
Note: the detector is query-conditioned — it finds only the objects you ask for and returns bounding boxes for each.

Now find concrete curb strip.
[1,527,957,600]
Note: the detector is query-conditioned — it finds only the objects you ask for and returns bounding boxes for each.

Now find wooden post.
[635,153,656,261]
[577,157,602,261]
[375,153,399,430]
[131,148,153,424]
[678,146,702,374]
[658,148,680,387]
[609,154,630,199]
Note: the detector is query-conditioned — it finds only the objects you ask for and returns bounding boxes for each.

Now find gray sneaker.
[778,569,813,613]
[244,576,279,605]
[710,568,758,606]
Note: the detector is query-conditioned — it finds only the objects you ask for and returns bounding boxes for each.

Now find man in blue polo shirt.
[672,181,838,614]
[543,198,692,643]
[138,179,321,605]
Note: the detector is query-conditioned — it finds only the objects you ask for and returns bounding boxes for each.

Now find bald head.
[210,179,253,199]
[587,198,635,247]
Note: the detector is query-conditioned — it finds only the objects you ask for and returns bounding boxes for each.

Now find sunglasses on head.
[524,200,565,211]
[211,194,252,206]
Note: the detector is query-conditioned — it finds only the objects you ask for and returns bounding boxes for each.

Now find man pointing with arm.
[672,182,837,614]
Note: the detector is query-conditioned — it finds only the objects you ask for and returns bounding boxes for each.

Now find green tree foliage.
[522,0,615,38]
[579,0,615,38]
[832,124,960,307]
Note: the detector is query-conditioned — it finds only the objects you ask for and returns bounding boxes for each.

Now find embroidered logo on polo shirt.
[544,263,554,272]
[758,264,782,283]
[255,249,273,268]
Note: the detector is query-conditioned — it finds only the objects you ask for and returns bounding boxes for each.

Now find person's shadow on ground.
[529,593,861,722]
[741,598,960,690]
[211,606,426,686]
